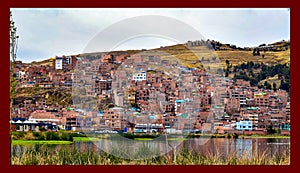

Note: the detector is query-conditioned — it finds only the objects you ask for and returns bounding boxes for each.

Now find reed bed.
[11,144,290,165]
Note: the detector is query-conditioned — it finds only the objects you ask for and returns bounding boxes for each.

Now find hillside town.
[10,51,290,135]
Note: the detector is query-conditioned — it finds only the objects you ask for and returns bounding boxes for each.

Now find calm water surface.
[11,138,290,159]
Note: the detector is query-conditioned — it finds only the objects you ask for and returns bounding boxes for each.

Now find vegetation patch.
[167,138,187,141]
[12,140,73,145]
[133,138,153,141]
[73,137,101,142]
[11,144,290,165]
[11,131,86,141]
[242,135,290,139]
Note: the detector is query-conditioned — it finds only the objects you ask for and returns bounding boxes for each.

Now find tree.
[253,49,260,56]
[247,61,254,69]
[257,49,260,56]
[225,70,229,77]
[273,82,277,91]
[264,81,272,90]
[249,69,254,77]
[258,84,264,89]
[225,60,230,66]
[252,49,256,56]
[10,11,19,124]
[267,124,276,134]
[259,43,266,47]
[279,79,290,93]
[250,78,258,86]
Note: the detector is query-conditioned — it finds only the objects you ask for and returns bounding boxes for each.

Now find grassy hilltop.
[148,41,290,68]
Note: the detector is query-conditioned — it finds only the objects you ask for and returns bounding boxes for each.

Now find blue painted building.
[236,120,253,131]
[282,124,290,131]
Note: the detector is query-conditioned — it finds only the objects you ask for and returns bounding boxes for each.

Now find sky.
[11,8,290,63]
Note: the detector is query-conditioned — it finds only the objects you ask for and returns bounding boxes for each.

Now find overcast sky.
[11,8,290,63]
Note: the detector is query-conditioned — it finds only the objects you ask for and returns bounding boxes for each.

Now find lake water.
[11,138,290,160]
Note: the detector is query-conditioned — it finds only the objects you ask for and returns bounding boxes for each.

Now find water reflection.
[11,138,290,160]
[188,138,289,158]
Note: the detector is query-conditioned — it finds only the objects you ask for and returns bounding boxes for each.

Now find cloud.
[11,8,290,63]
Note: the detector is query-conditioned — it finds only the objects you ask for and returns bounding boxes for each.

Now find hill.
[14,39,290,109]
[148,40,290,67]
[28,39,290,69]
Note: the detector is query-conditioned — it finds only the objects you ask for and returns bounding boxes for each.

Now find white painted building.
[132,71,146,81]
[55,57,63,70]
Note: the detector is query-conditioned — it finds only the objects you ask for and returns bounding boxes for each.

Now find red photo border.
[0,1,298,173]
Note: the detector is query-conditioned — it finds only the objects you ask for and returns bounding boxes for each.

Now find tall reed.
[11,144,290,165]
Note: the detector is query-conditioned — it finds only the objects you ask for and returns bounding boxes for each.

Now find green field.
[73,137,101,142]
[167,138,187,141]
[12,140,73,145]
[241,135,290,139]
[133,138,153,141]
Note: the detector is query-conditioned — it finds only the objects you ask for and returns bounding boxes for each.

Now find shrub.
[12,132,26,140]
[225,133,231,138]
[61,133,73,141]
[24,132,36,140]
[232,133,239,139]
[45,132,60,140]
[39,126,46,132]
[33,132,45,140]
[267,125,276,134]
